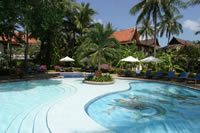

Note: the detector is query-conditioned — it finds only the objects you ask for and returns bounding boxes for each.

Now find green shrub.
[48,70,56,72]
[85,74,113,82]
[74,67,81,72]
[0,68,9,76]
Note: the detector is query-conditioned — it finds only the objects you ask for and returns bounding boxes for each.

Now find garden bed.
[83,80,115,85]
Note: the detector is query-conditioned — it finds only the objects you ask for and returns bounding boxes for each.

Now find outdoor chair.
[28,67,34,74]
[187,73,200,84]
[36,66,44,72]
[164,71,175,80]
[153,71,163,79]
[143,70,152,79]
[175,72,189,82]
[124,70,131,77]
[132,70,141,77]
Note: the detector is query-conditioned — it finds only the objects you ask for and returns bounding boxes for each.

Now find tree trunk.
[168,31,170,45]
[7,35,12,69]
[98,50,101,71]
[153,12,157,57]
[24,25,29,75]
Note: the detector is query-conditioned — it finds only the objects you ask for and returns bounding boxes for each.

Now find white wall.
[0,43,4,54]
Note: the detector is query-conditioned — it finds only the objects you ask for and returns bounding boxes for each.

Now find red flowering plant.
[101,64,110,73]
[40,65,47,71]
[54,65,61,71]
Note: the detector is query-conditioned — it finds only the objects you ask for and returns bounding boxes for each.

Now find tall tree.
[188,0,200,5]
[138,18,154,44]
[130,0,182,57]
[76,23,119,71]
[28,0,69,68]
[159,12,183,44]
[0,0,20,68]
[62,2,96,57]
[195,31,200,35]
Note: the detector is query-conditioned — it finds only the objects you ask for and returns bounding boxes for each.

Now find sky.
[76,0,200,47]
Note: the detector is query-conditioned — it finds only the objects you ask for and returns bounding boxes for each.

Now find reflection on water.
[87,81,200,133]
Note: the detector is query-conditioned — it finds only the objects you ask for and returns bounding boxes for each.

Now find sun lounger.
[164,71,175,80]
[132,70,141,77]
[144,70,151,78]
[153,71,163,79]
[28,67,34,74]
[187,73,200,84]
[175,72,189,81]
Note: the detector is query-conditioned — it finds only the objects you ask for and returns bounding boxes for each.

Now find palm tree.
[195,31,200,35]
[188,0,200,5]
[76,23,118,72]
[75,3,97,36]
[138,18,154,45]
[159,12,183,45]
[130,0,182,57]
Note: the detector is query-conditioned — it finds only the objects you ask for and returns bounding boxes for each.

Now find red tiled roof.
[110,27,140,45]
[0,32,40,45]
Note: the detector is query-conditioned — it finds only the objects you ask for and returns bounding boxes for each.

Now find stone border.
[83,80,115,85]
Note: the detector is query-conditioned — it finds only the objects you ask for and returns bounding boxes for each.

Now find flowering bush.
[101,64,110,69]
[117,68,125,74]
[40,65,47,71]
[54,65,60,71]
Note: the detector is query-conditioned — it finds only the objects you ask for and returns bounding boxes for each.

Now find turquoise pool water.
[0,79,76,133]
[86,81,200,133]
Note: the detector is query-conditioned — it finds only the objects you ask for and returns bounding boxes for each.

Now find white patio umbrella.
[59,56,75,62]
[120,56,140,62]
[141,56,162,63]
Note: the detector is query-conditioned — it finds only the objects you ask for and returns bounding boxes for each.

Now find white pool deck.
[48,78,131,133]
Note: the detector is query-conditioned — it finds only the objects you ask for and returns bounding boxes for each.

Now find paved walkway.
[48,78,131,133]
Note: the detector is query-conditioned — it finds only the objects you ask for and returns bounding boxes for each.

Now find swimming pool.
[57,72,92,78]
[86,81,200,133]
[0,79,77,133]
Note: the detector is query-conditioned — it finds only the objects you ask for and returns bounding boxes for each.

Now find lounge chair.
[175,72,189,81]
[143,70,151,78]
[36,66,43,72]
[164,71,175,80]
[187,73,200,84]
[124,70,132,77]
[28,67,34,74]
[153,71,163,79]
[132,70,141,77]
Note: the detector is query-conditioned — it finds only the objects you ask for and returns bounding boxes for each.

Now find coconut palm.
[159,12,183,44]
[76,23,119,71]
[188,0,200,5]
[130,0,182,57]
[195,31,200,35]
[138,18,154,45]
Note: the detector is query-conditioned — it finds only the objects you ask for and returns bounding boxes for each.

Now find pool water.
[86,81,200,133]
[0,79,76,133]
[57,72,92,78]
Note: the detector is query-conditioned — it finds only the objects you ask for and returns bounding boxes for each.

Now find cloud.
[183,19,200,31]
[93,19,103,24]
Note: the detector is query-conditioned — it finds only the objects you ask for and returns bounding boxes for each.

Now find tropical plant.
[178,45,200,72]
[195,31,200,35]
[130,0,183,56]
[138,18,154,43]
[188,0,200,5]
[159,12,183,44]
[61,2,96,57]
[0,0,20,68]
[159,49,184,72]
[75,23,119,71]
